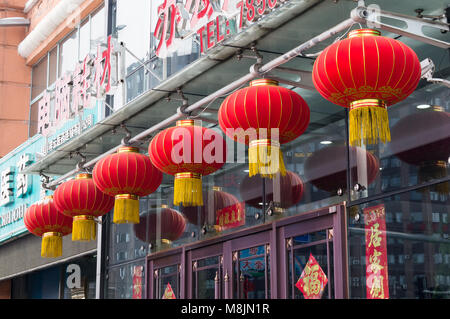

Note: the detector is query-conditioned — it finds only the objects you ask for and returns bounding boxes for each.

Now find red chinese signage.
[38,35,121,138]
[364,204,389,299]
[153,0,290,58]
[215,202,245,230]
[132,266,144,299]
[295,254,328,299]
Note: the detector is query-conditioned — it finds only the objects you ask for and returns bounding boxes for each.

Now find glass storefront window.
[79,18,91,60]
[58,30,78,77]
[90,6,106,54]
[115,0,151,72]
[348,182,450,299]
[48,46,58,86]
[31,57,47,100]
[106,260,145,299]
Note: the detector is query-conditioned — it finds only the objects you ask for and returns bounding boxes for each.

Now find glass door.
[148,252,182,299]
[277,205,348,299]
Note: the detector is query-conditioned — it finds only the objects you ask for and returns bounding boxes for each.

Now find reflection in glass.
[234,245,270,299]
[287,231,333,299]
[31,57,47,100]
[59,31,78,77]
[348,182,450,299]
[193,255,222,299]
[106,261,145,299]
[155,264,179,299]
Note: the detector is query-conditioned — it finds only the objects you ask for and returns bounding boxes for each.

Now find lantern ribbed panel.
[92,147,163,197]
[53,174,115,241]
[312,29,421,147]
[218,80,310,145]
[149,123,226,176]
[181,188,240,225]
[24,196,73,257]
[148,120,226,207]
[53,174,115,218]
[312,31,421,107]
[133,207,186,243]
[92,147,163,224]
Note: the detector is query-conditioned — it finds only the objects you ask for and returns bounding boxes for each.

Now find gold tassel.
[114,194,140,224]
[349,99,391,147]
[418,161,449,195]
[41,232,63,258]
[248,139,286,178]
[174,172,203,207]
[72,215,96,241]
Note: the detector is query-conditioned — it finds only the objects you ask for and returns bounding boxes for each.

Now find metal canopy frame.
[23,0,450,189]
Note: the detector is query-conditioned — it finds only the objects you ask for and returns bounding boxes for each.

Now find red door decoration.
[92,146,163,224]
[162,282,176,299]
[149,119,227,207]
[181,186,240,226]
[240,170,304,211]
[390,107,450,194]
[23,195,73,258]
[133,205,186,247]
[312,29,421,147]
[364,204,389,299]
[295,253,328,299]
[304,144,379,193]
[218,78,310,178]
[53,173,115,241]
[132,266,144,299]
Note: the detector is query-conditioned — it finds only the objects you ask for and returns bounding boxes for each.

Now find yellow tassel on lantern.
[41,232,63,258]
[114,194,140,224]
[248,139,286,178]
[349,99,391,147]
[174,172,203,206]
[72,215,96,241]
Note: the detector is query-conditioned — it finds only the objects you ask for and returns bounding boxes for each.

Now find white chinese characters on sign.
[153,0,289,58]
[16,154,33,198]
[38,36,122,138]
[0,154,34,207]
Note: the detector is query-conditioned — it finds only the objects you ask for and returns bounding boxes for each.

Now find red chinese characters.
[364,204,389,299]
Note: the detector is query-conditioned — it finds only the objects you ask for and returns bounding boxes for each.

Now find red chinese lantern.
[92,146,163,224]
[218,78,310,178]
[23,195,73,258]
[53,173,115,241]
[181,186,240,225]
[312,29,421,147]
[304,145,379,193]
[390,107,450,193]
[240,170,304,210]
[149,119,227,207]
[133,205,186,245]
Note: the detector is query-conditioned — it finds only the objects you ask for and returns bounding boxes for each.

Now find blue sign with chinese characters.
[0,135,45,243]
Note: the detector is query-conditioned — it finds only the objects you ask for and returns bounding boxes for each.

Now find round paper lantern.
[53,173,115,241]
[218,78,310,178]
[133,205,186,245]
[240,170,304,211]
[149,119,227,207]
[390,107,450,193]
[92,146,163,224]
[312,29,421,147]
[23,195,73,258]
[304,145,379,193]
[181,186,240,225]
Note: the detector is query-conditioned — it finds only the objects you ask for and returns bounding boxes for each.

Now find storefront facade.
[0,0,448,299]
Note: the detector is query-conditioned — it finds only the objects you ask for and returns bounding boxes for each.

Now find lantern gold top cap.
[76,173,92,180]
[250,78,279,87]
[176,119,197,127]
[117,146,139,153]
[348,29,381,38]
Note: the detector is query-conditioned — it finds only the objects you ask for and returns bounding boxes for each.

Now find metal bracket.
[267,66,315,91]
[70,151,87,171]
[40,172,56,191]
[352,4,450,49]
[119,123,132,145]
[420,58,450,88]
[174,88,191,117]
